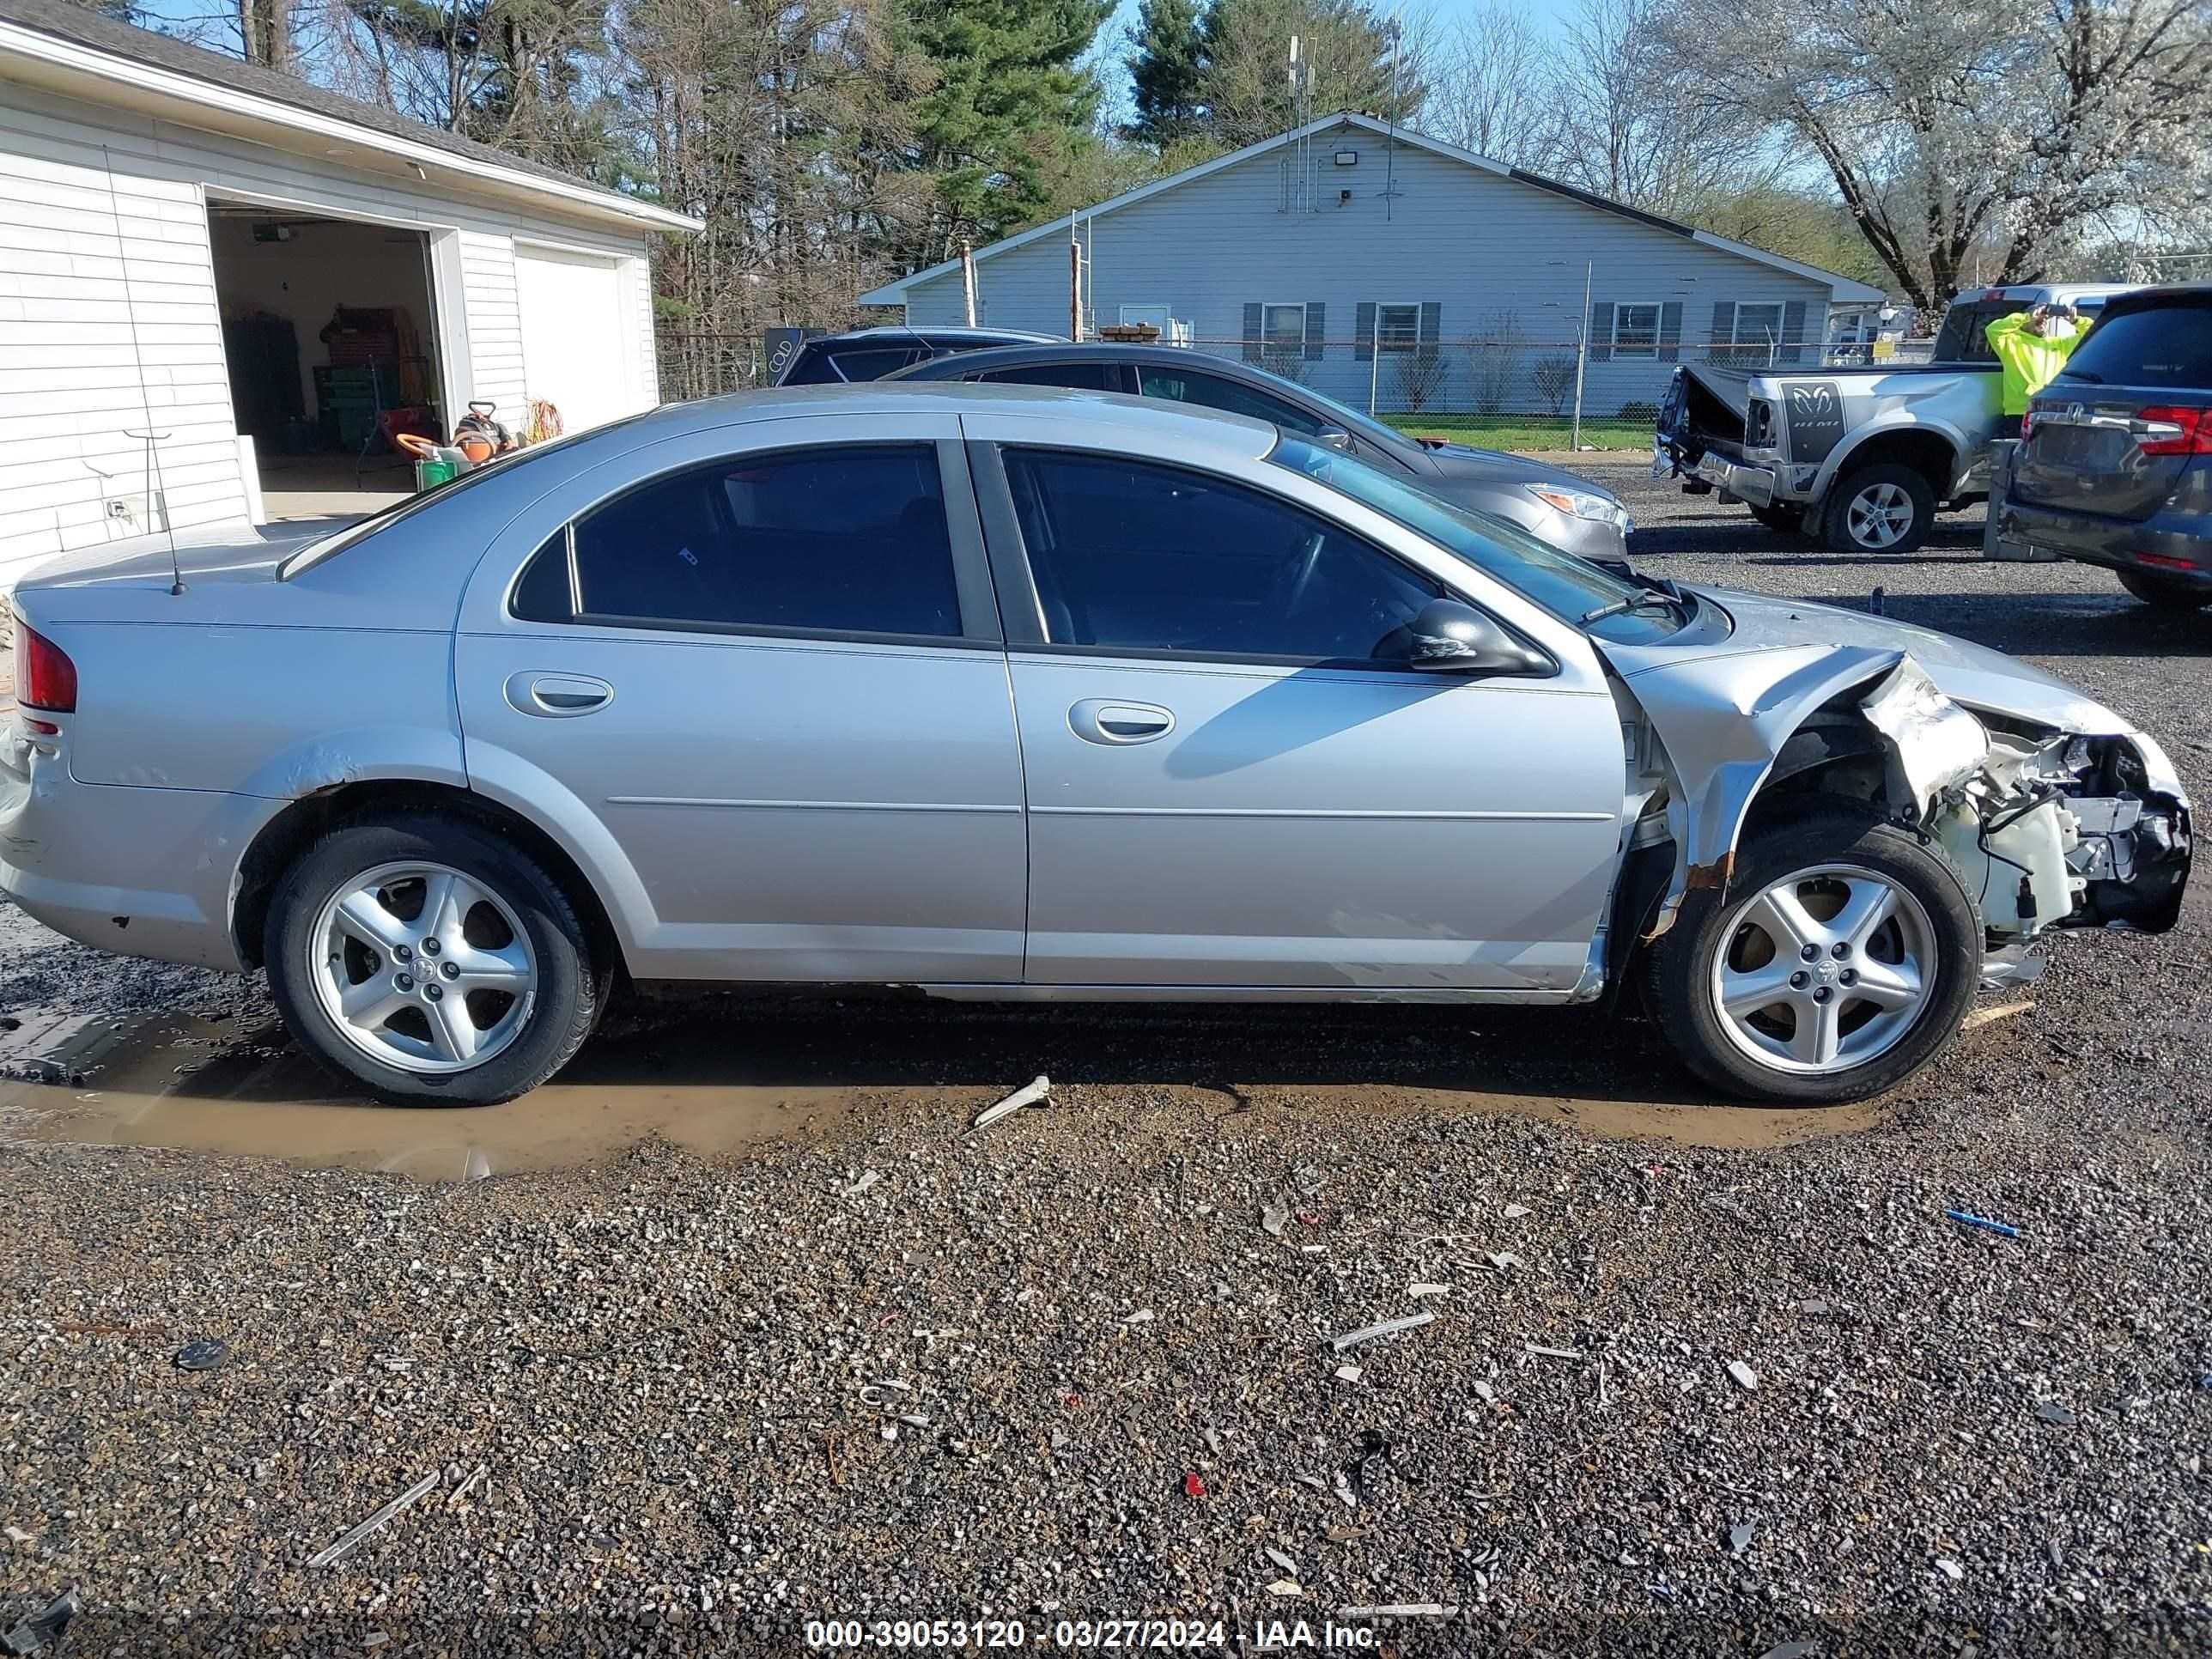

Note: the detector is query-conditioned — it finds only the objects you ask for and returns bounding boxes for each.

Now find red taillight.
[2136,405,2212,457]
[15,624,76,713]
[2138,551,2204,573]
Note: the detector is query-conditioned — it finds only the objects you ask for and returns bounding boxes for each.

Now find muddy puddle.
[0,997,1889,1180]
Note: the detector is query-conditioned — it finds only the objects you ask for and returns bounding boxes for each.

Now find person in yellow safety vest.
[1986,303,2092,439]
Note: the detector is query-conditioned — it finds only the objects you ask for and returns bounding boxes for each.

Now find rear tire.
[1644,812,1980,1104]
[1825,463,1936,556]
[264,816,598,1106]
[2116,568,2212,610]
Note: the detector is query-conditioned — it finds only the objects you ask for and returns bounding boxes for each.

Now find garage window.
[516,445,964,640]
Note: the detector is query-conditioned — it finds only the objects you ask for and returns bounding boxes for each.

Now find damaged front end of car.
[1604,647,2191,981]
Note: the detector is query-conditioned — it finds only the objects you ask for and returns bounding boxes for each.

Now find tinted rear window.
[2055,303,2212,389]
[827,346,929,382]
[533,445,963,639]
[977,362,1116,390]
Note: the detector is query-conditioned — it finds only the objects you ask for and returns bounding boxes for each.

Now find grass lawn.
[1382,414,1652,453]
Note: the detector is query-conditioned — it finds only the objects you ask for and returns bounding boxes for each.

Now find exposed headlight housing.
[1528,485,1631,532]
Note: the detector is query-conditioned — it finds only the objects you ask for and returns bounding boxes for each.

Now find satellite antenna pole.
[1384,19,1401,222]
[100,144,182,594]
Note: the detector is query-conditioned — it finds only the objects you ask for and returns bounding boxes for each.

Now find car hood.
[1421,442,1625,503]
[1608,584,2124,734]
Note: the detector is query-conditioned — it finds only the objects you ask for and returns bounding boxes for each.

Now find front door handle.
[1068,697,1175,745]
[507,672,615,718]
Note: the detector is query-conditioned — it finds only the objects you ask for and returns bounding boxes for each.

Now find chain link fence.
[657,328,1939,449]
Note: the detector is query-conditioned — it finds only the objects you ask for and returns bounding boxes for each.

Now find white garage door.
[514,245,635,434]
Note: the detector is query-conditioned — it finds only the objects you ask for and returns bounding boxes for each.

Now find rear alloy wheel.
[2116,568,2212,611]
[1825,463,1936,556]
[1644,813,1980,1103]
[266,817,598,1105]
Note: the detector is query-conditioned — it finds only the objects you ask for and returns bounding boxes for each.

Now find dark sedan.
[884,342,1634,562]
[773,325,1060,387]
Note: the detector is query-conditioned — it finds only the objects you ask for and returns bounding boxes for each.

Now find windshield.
[1269,437,1688,641]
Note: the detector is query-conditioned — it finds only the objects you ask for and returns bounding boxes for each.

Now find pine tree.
[1125,0,1206,147]
[902,0,1115,259]
[1197,0,1422,150]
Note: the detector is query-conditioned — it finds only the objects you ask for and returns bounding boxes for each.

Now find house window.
[1263,304,1307,350]
[1734,302,1784,346]
[1612,302,1662,358]
[1376,302,1422,354]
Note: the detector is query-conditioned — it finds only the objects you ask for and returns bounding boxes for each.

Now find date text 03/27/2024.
[805,1618,1393,1650]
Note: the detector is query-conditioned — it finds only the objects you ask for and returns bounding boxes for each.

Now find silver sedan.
[3,386,2191,1106]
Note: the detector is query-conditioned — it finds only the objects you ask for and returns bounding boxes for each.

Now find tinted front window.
[1002,448,1439,660]
[556,445,962,638]
[1137,367,1322,434]
[2055,303,2212,389]
[979,362,1117,391]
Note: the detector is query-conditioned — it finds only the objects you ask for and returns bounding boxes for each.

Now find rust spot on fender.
[1684,853,1735,892]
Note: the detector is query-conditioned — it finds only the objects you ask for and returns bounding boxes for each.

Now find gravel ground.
[2,472,2209,1656]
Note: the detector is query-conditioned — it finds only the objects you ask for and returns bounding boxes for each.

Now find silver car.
[3,386,2191,1107]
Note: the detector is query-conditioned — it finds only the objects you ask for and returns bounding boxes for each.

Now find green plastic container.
[414,457,458,492]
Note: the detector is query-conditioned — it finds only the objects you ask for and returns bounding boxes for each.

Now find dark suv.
[773,326,1059,387]
[1996,286,2212,610]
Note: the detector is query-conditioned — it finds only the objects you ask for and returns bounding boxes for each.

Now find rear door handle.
[1068,698,1175,745]
[507,672,615,718]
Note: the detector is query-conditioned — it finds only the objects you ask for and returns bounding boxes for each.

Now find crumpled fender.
[1615,644,1906,932]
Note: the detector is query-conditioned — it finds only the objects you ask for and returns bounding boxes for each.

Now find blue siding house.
[860,112,1884,422]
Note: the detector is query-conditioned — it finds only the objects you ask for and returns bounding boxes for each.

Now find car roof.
[2093,283,2212,317]
[562,380,1283,459]
[1967,283,2140,305]
[888,342,1253,377]
[807,325,1061,346]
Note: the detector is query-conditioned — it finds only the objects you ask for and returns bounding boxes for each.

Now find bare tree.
[1653,0,2212,307]
[1541,0,1768,216]
[1422,3,1551,165]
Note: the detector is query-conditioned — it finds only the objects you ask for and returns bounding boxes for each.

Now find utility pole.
[1571,259,1591,451]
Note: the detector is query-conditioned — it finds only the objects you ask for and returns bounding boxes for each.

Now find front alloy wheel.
[1710,866,1933,1073]
[1645,812,1980,1103]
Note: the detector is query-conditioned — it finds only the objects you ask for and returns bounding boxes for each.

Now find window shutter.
[1355,302,1376,362]
[1780,300,1808,364]
[1658,301,1684,363]
[1419,301,1442,344]
[1242,302,1263,364]
[1304,301,1326,362]
[1709,301,1735,360]
[1588,302,1613,363]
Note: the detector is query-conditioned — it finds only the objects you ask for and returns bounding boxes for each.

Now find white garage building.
[0,0,697,585]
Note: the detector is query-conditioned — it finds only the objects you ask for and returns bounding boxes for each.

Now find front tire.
[1644,813,1980,1103]
[264,816,599,1106]
[2116,568,2212,610]
[1825,463,1936,556]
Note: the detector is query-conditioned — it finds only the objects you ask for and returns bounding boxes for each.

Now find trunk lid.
[13,522,325,594]
[2011,295,2212,522]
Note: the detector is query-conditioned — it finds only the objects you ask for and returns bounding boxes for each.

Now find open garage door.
[516,245,636,434]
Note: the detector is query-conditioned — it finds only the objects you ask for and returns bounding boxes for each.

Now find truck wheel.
[1643,811,1980,1104]
[2116,568,2212,611]
[264,816,599,1106]
[1826,464,1936,556]
[1750,501,1807,535]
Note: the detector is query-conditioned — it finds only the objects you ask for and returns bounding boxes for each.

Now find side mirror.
[1316,425,1354,453]
[1380,599,1553,676]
